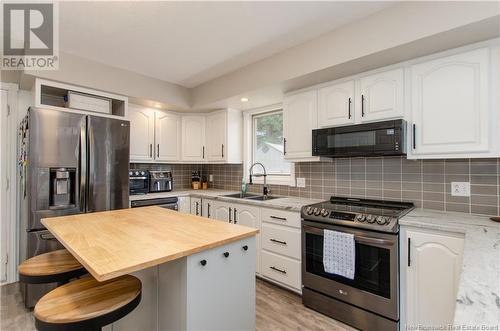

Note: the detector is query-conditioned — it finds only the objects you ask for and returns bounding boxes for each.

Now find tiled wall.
[132,157,500,216]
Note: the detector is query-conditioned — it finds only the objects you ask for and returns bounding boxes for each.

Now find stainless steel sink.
[246,195,281,201]
[222,193,260,199]
[222,193,281,201]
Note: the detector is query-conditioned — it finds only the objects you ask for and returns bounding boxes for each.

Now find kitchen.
[1,1,499,331]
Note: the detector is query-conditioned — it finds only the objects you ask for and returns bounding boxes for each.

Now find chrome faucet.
[249,162,269,199]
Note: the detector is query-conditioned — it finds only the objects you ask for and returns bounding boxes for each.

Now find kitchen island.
[42,206,259,331]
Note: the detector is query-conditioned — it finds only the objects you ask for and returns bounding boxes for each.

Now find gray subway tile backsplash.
[132,157,500,217]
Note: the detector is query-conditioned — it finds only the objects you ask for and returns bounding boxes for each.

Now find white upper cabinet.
[181,115,206,162]
[129,105,155,162]
[409,48,494,158]
[318,80,355,127]
[206,111,226,161]
[402,227,464,327]
[283,90,319,161]
[155,111,181,162]
[358,68,404,122]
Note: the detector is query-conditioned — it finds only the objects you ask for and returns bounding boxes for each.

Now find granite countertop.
[129,189,321,212]
[400,209,500,326]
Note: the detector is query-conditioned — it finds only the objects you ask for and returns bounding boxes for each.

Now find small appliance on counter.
[129,170,149,195]
[149,171,173,193]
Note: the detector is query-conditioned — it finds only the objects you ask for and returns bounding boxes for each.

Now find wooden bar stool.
[34,275,142,331]
[19,249,87,285]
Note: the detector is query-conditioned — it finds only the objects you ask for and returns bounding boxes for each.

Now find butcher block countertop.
[41,206,259,282]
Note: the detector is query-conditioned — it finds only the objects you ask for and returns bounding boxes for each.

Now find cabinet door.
[155,111,181,162]
[182,116,206,161]
[190,198,202,216]
[410,48,490,157]
[359,68,404,122]
[202,199,215,218]
[129,105,154,161]
[404,228,464,327]
[206,111,226,161]
[283,90,318,160]
[318,80,355,127]
[178,196,190,213]
[211,201,230,223]
[233,204,261,274]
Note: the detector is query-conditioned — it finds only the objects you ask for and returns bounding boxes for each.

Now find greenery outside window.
[252,110,291,175]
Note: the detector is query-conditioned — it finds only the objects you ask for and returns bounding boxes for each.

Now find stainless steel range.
[301,196,413,331]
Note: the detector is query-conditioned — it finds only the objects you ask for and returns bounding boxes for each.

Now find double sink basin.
[222,193,281,201]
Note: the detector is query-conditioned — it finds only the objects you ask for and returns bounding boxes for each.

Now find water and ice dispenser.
[49,168,76,208]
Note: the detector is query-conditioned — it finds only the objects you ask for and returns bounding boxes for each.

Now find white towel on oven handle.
[323,229,355,279]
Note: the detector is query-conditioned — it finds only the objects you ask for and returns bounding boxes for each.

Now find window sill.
[250,175,295,187]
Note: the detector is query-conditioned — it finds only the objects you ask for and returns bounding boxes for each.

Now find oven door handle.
[354,236,394,247]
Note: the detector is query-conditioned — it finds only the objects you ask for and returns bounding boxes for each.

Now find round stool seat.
[34,275,142,331]
[19,249,86,284]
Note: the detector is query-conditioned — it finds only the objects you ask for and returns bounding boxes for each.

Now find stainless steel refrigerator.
[19,107,130,308]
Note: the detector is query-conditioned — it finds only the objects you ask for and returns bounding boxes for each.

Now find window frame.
[243,103,295,187]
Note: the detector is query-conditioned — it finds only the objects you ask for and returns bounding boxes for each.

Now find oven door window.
[305,232,391,298]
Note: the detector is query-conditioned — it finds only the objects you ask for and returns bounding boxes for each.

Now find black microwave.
[312,119,407,158]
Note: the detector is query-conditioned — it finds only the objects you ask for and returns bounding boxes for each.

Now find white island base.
[104,236,256,331]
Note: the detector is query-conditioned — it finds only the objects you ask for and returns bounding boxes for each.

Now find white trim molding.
[0,82,19,285]
[242,103,295,187]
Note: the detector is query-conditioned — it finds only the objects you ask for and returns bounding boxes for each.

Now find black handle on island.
[242,245,248,251]
[200,259,207,266]
[223,252,229,258]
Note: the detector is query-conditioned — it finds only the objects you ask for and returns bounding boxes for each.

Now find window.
[252,110,291,175]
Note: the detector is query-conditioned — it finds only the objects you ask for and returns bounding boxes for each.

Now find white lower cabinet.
[261,223,301,260]
[401,226,465,328]
[190,197,202,216]
[178,196,190,213]
[261,251,301,290]
[233,204,261,275]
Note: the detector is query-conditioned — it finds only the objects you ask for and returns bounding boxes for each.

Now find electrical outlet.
[209,174,214,182]
[296,177,306,188]
[451,182,470,197]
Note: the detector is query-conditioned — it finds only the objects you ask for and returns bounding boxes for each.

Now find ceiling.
[59,1,394,89]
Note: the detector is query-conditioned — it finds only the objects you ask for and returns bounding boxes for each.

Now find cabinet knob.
[200,259,207,266]
[242,245,248,251]
[223,252,229,258]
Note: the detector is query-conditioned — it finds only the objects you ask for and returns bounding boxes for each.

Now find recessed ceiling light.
[240,97,249,102]
[154,103,162,108]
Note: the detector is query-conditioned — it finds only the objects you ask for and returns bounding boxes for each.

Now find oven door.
[302,221,399,320]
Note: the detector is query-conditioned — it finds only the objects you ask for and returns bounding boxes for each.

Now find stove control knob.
[141,171,146,176]
[366,215,376,224]
[129,171,133,176]
[321,209,330,217]
[314,208,321,216]
[376,216,388,225]
[305,207,313,215]
[135,171,140,176]
[356,214,365,222]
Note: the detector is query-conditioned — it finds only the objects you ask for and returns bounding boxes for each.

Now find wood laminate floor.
[1,279,354,331]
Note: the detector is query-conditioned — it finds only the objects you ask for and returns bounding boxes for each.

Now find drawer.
[261,251,301,290]
[261,208,301,229]
[261,223,301,260]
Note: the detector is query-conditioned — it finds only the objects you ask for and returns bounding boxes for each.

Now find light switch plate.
[451,182,470,197]
[296,177,306,188]
[209,174,214,182]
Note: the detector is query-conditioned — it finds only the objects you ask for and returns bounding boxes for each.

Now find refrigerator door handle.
[79,119,87,213]
[88,124,95,212]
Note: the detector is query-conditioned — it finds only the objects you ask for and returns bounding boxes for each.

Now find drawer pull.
[223,252,229,258]
[270,266,286,274]
[270,238,287,245]
[242,245,248,251]
[200,259,207,266]
[270,216,287,221]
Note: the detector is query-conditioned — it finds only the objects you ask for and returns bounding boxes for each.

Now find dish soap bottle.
[241,178,247,194]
